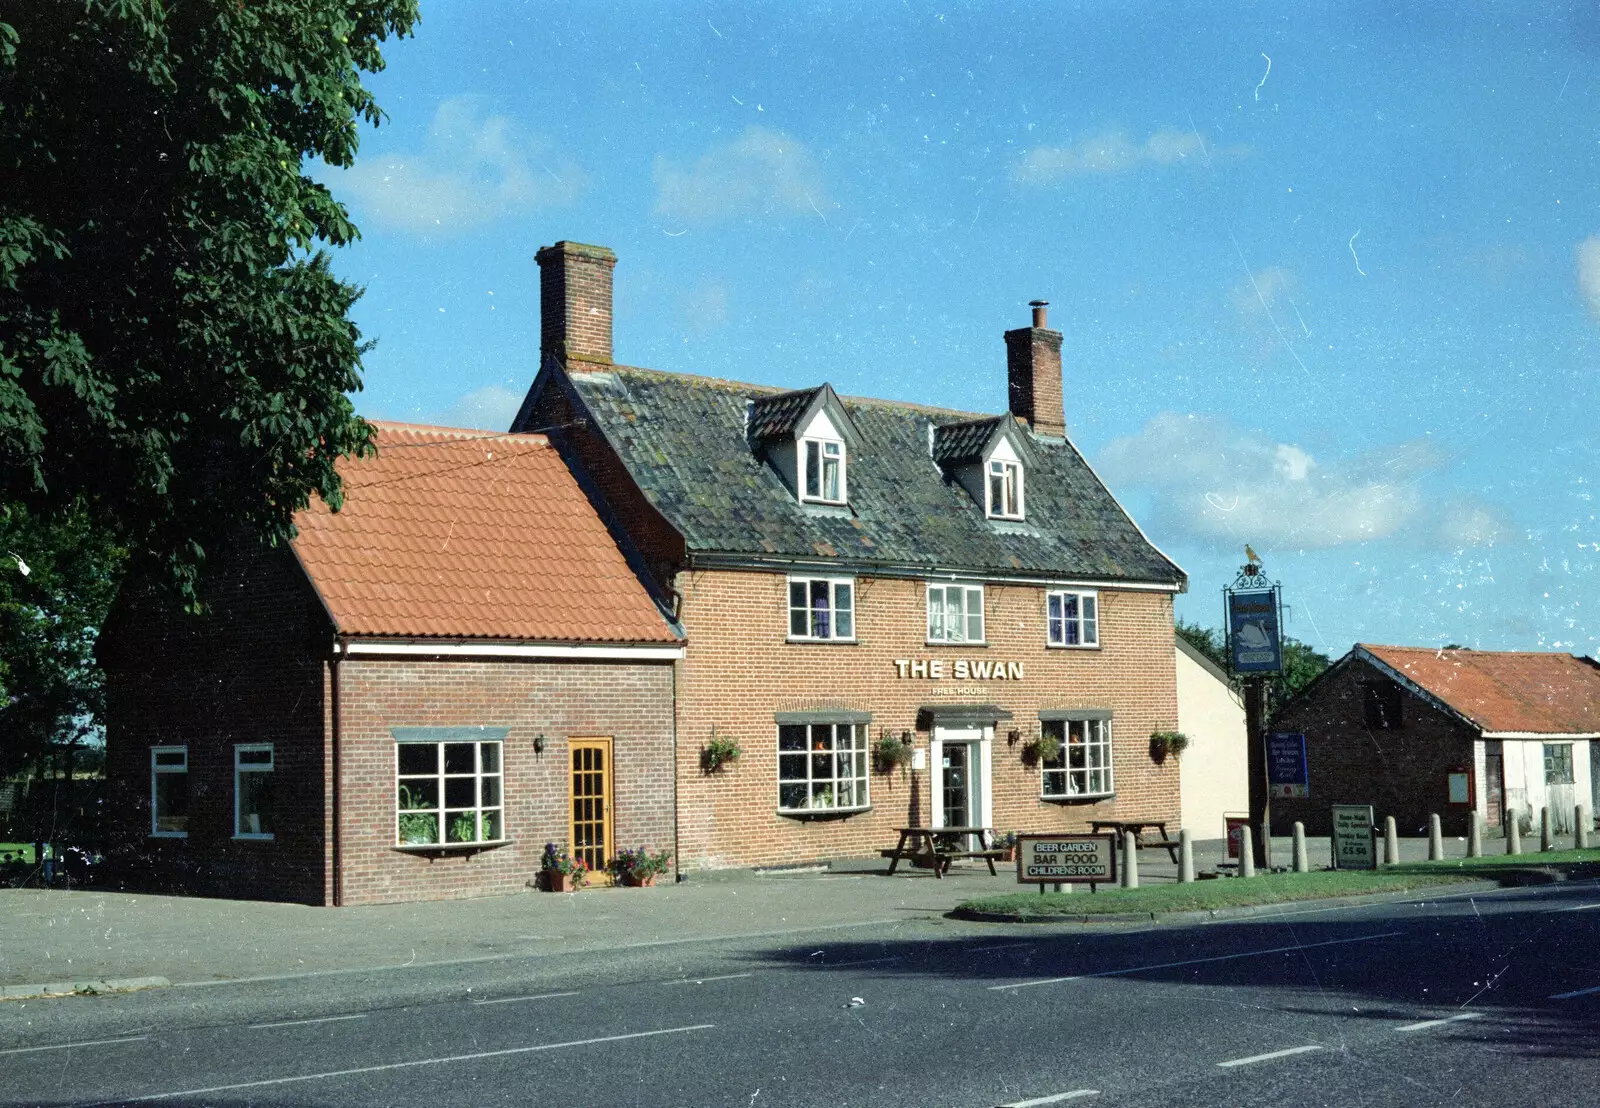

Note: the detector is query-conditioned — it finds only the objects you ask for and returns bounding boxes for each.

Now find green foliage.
[396,811,435,845]
[0,1,418,605]
[1023,730,1061,767]
[871,732,913,774]
[1148,730,1190,764]
[540,842,589,887]
[700,732,742,774]
[607,845,673,881]
[447,812,478,843]
[0,501,125,780]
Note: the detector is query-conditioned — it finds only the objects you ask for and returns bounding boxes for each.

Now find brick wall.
[536,241,616,366]
[102,545,331,903]
[672,569,1181,870]
[1270,658,1478,837]
[335,656,674,906]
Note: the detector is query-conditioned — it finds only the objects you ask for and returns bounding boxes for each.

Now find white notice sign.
[1017,834,1117,884]
[1331,804,1376,870]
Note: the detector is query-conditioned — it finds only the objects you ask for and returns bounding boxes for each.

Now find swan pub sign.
[1225,551,1284,674]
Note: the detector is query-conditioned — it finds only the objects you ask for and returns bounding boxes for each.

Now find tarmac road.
[4,877,1598,1107]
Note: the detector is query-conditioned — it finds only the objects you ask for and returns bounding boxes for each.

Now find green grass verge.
[957,847,1600,919]
[0,843,36,864]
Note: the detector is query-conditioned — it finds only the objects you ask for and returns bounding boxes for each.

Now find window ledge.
[786,637,858,645]
[776,806,872,823]
[393,839,512,854]
[231,834,275,843]
[1046,643,1101,651]
[1039,794,1116,806]
[924,640,989,649]
[149,831,188,839]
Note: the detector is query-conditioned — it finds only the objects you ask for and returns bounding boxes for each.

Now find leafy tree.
[0,0,418,603]
[1177,618,1332,713]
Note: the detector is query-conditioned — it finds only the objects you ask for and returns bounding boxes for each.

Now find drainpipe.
[330,636,345,906]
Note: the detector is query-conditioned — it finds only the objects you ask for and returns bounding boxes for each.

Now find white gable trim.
[340,640,684,661]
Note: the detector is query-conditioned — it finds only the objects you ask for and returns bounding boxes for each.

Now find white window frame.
[233,744,275,841]
[799,436,847,505]
[1040,718,1115,799]
[395,738,506,848]
[926,583,985,644]
[986,458,1024,520]
[777,721,871,814]
[150,745,189,838]
[787,576,856,641]
[1046,589,1100,648]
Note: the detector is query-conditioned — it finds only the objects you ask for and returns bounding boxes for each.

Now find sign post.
[1331,804,1377,870]
[1016,834,1117,893]
[1225,551,1285,872]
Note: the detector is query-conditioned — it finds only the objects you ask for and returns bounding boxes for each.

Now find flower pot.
[619,871,656,888]
[996,847,1015,863]
[543,869,578,892]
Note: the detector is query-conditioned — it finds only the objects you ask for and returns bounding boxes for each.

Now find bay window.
[395,735,505,847]
[1040,716,1114,799]
[778,722,869,812]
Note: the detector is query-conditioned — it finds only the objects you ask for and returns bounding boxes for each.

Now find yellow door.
[570,739,614,884]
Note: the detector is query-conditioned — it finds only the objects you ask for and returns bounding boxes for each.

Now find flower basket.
[543,869,580,892]
[991,831,1019,863]
[539,843,588,891]
[700,733,742,775]
[1149,730,1191,765]
[872,733,914,776]
[620,871,656,888]
[607,845,673,888]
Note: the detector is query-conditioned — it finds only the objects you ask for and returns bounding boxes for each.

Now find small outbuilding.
[1270,644,1600,837]
[1174,635,1246,839]
[102,424,683,905]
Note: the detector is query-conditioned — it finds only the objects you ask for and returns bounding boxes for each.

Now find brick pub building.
[101,425,682,904]
[517,241,1189,872]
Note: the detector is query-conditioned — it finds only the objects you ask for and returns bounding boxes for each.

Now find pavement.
[0,831,1551,997]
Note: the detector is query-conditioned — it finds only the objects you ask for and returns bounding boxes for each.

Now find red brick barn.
[101,425,683,905]
[515,241,1189,872]
[1270,644,1600,838]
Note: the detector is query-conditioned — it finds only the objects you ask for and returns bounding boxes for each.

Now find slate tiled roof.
[562,366,1184,585]
[291,422,678,644]
[1360,645,1600,735]
[931,417,1005,465]
[747,387,821,441]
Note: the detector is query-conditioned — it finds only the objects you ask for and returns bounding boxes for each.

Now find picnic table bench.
[1089,819,1182,863]
[881,826,1005,878]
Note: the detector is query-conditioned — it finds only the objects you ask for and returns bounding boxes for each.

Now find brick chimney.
[536,241,617,368]
[1005,300,1065,437]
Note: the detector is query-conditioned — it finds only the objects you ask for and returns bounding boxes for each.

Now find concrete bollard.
[1122,830,1139,889]
[1467,811,1482,858]
[1292,822,1309,873]
[1578,805,1591,851]
[1239,825,1256,878]
[1384,815,1399,866]
[1541,806,1553,852]
[1506,808,1522,855]
[1428,813,1443,861]
[1178,828,1195,884]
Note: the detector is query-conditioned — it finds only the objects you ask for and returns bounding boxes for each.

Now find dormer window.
[987,459,1023,519]
[802,438,845,503]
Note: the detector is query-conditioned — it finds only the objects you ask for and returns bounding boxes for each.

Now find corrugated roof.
[291,422,678,644]
[1360,644,1600,735]
[563,366,1185,586]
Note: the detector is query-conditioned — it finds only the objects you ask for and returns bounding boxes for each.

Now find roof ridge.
[601,363,992,421]
[367,419,550,445]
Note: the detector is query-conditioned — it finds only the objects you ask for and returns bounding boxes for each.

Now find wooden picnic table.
[881,826,1005,878]
[1089,818,1182,863]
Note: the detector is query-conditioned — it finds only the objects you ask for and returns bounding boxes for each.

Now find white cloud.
[337,97,583,233]
[1012,128,1219,184]
[1097,413,1509,551]
[435,385,524,432]
[653,126,830,223]
[1577,235,1600,318]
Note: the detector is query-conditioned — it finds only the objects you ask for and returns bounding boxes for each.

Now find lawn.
[0,843,36,864]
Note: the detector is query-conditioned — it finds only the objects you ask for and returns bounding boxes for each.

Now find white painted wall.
[1175,639,1248,839]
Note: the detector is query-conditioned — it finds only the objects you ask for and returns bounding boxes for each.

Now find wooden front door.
[570,739,614,880]
[1484,742,1504,827]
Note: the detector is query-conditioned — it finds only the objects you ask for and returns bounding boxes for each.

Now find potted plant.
[700,731,742,774]
[1022,730,1062,769]
[991,831,1019,862]
[607,845,673,887]
[540,842,589,892]
[1149,730,1191,766]
[872,732,914,775]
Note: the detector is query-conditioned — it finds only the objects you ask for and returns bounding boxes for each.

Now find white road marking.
[662,973,753,985]
[248,1014,367,1029]
[999,1089,1099,1106]
[1395,1013,1483,1032]
[1217,1044,1322,1068]
[970,943,1035,954]
[93,1024,716,1104]
[1550,984,1600,1000]
[471,991,579,1006]
[820,956,902,969]
[988,932,1403,991]
[1557,902,1600,912]
[0,1034,148,1056]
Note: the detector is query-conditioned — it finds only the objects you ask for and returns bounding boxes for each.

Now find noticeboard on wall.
[1267,732,1309,798]
[1016,834,1117,885]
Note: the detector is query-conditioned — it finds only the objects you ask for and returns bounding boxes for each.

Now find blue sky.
[322,1,1599,658]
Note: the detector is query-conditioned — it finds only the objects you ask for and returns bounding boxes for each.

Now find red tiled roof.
[1360,644,1600,735]
[291,422,678,644]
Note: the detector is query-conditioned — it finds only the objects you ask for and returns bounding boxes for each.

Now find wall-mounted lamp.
[1007,729,1021,746]
[533,733,546,755]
